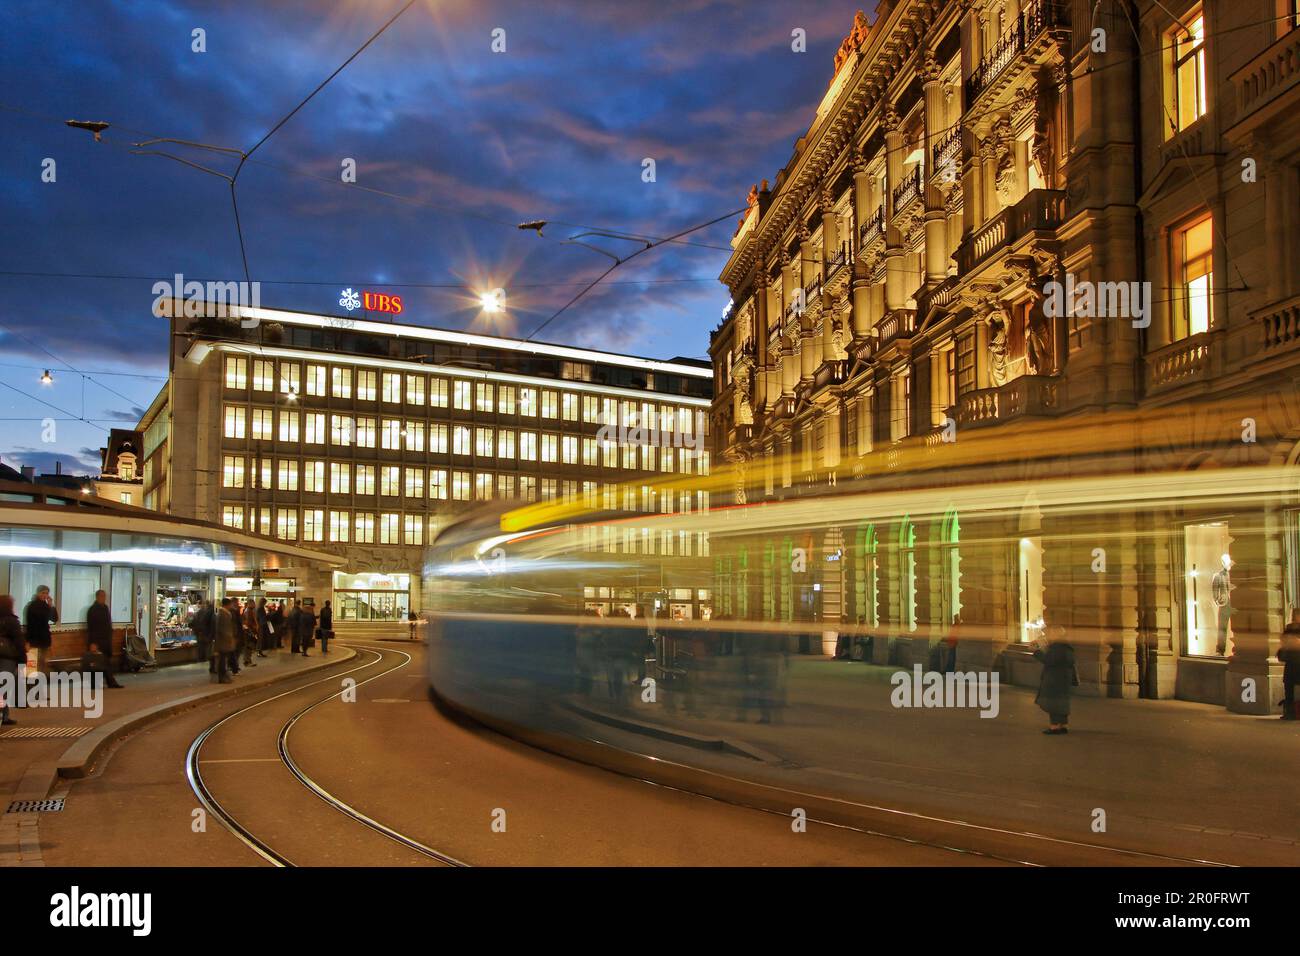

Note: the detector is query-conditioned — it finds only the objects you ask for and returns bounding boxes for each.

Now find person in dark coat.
[287,600,303,654]
[0,595,26,724]
[269,601,285,649]
[317,600,333,655]
[190,599,214,663]
[213,598,238,683]
[1033,625,1076,734]
[1278,611,1300,720]
[23,584,57,676]
[86,589,123,688]
[296,601,317,657]
[256,597,270,656]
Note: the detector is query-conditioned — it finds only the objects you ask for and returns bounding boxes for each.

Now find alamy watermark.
[151,272,262,327]
[1,670,103,718]
[1042,272,1152,329]
[890,664,1000,719]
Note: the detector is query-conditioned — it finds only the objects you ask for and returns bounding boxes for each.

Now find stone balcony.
[1256,293,1300,357]
[965,0,1069,106]
[956,188,1066,276]
[891,165,921,217]
[857,204,885,259]
[877,308,916,348]
[914,275,959,323]
[1230,25,1300,135]
[1144,331,1218,396]
[956,374,1059,429]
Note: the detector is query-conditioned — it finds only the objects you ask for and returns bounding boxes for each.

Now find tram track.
[186,643,467,868]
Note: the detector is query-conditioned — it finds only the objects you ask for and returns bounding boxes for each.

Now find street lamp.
[479,288,506,314]
[40,370,53,385]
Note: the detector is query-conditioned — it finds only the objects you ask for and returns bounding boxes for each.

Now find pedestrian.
[0,595,26,725]
[241,599,259,668]
[256,597,270,657]
[213,598,238,683]
[1033,624,1077,735]
[1278,610,1300,720]
[190,599,214,663]
[86,589,123,689]
[944,614,963,673]
[297,600,317,657]
[318,600,333,655]
[269,601,285,649]
[288,600,303,654]
[23,584,57,676]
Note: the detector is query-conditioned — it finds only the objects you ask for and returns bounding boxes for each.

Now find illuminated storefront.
[332,571,410,621]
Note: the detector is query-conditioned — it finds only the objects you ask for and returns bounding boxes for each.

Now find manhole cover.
[0,726,91,739]
[8,798,64,813]
[372,698,411,704]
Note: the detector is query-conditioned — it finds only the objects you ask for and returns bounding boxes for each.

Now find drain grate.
[8,798,64,813]
[0,726,91,739]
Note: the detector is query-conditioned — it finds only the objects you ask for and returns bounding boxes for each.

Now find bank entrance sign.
[339,287,403,315]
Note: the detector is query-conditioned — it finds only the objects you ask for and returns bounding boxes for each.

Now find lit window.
[520,476,537,502]
[223,405,246,439]
[253,360,274,392]
[331,367,352,399]
[476,382,494,412]
[454,381,472,410]
[475,427,495,457]
[583,395,599,423]
[405,420,425,452]
[520,432,537,461]
[452,470,471,501]
[331,415,354,446]
[379,513,399,545]
[277,460,299,492]
[381,418,402,450]
[404,467,424,498]
[1169,11,1206,135]
[280,362,300,397]
[403,514,423,545]
[251,408,273,441]
[497,430,516,459]
[475,473,494,500]
[278,410,299,442]
[453,425,471,456]
[562,393,578,421]
[276,509,298,540]
[380,466,400,496]
[430,423,448,454]
[429,377,448,408]
[1177,213,1213,337]
[430,469,448,500]
[355,512,375,544]
[302,460,324,493]
[498,385,516,414]
[356,417,376,449]
[329,462,351,494]
[303,509,324,542]
[357,369,377,402]
[542,389,559,417]
[222,455,245,488]
[305,365,326,397]
[329,510,349,543]
[541,434,558,463]
[304,412,325,444]
[224,356,247,389]
[562,435,578,465]
[520,387,537,417]
[221,505,244,529]
[382,372,401,404]
[405,374,425,405]
[355,465,375,496]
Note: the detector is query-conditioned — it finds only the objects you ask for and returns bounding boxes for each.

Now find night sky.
[0,0,870,474]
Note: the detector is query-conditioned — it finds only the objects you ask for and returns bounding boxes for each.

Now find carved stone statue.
[995,148,1018,206]
[986,304,1010,387]
[734,364,754,425]
[1025,276,1055,375]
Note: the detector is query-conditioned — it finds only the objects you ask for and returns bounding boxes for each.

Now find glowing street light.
[479,288,506,314]
[40,370,53,385]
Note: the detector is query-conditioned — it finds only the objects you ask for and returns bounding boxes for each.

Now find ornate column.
[821,186,839,263]
[921,48,948,286]
[798,223,815,297]
[754,274,770,411]
[853,149,873,232]
[882,106,907,313]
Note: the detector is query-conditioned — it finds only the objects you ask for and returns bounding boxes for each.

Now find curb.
[15,646,358,802]
[562,698,783,763]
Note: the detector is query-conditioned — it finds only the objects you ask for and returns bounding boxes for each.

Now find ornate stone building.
[710,0,1300,713]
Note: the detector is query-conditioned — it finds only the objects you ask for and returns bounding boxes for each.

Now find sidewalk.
[560,656,1300,865]
[0,644,355,865]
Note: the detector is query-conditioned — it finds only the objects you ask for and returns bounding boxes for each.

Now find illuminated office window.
[303,509,324,542]
[354,512,375,544]
[453,425,471,456]
[405,420,425,452]
[452,470,471,501]
[304,412,325,444]
[1169,10,1207,136]
[253,359,274,392]
[403,514,423,545]
[357,369,377,402]
[475,427,495,457]
[277,460,299,491]
[476,382,494,412]
[382,372,401,404]
[541,390,558,419]
[562,435,578,465]
[541,434,558,463]
[405,374,425,406]
[562,393,578,421]
[497,474,516,499]
[278,409,299,442]
[256,506,271,535]
[622,401,636,427]
[223,405,246,438]
[454,381,472,410]
[355,464,375,495]
[356,417,377,449]
[583,437,598,466]
[429,377,448,408]
[661,446,674,472]
[622,445,636,469]
[380,465,400,497]
[475,473,494,500]
[404,467,424,498]
[520,432,537,461]
[279,362,300,397]
[602,440,616,468]
[381,418,402,450]
[329,510,349,543]
[253,457,271,491]
[583,395,599,423]
[430,423,448,454]
[329,462,351,494]
[222,455,245,488]
[331,367,352,398]
[497,430,515,459]
[520,476,537,502]
[542,478,558,501]
[303,460,324,493]
[305,364,326,396]
[640,445,653,470]
[331,414,354,446]
[1177,213,1214,338]
[276,508,298,540]
[252,408,274,441]
[379,512,399,545]
[498,385,516,415]
[224,356,247,389]
[520,387,537,417]
[221,505,244,529]
[429,469,448,500]
[660,406,674,433]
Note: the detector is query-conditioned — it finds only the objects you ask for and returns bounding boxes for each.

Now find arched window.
[854,523,880,628]
[898,517,917,633]
[940,508,962,624]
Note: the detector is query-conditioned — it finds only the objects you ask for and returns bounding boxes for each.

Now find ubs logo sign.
[340,287,403,315]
